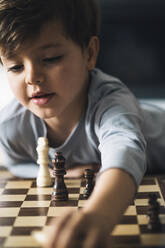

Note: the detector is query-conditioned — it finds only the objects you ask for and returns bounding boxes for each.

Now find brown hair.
[0,0,100,58]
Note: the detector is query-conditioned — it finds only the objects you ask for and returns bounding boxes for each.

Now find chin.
[30,108,58,120]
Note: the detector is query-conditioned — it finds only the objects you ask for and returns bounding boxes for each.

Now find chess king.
[1,0,165,248]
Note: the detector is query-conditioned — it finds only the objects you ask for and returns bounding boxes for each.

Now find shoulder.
[87,68,141,117]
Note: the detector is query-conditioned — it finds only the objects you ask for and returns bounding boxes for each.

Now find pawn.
[36,137,52,187]
[147,193,161,231]
[52,152,68,201]
[83,169,95,199]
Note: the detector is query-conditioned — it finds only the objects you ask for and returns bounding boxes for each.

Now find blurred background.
[0,0,165,110]
[97,0,165,98]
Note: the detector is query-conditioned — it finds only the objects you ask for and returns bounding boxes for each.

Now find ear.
[86,36,99,70]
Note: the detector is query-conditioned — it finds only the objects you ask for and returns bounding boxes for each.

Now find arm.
[45,167,136,248]
[84,168,136,232]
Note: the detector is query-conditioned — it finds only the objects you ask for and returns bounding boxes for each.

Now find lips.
[30,91,55,105]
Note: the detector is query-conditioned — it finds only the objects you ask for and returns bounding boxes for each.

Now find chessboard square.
[138,185,159,193]
[120,215,138,225]
[0,237,5,246]
[80,187,85,194]
[69,193,80,200]
[160,214,165,224]
[4,235,40,247]
[48,206,77,217]
[28,188,52,195]
[14,216,46,227]
[0,226,12,237]
[124,206,137,216]
[136,206,148,215]
[68,188,80,194]
[66,179,81,188]
[78,200,86,208]
[137,214,148,225]
[18,207,48,216]
[0,195,26,201]
[11,226,41,236]
[135,198,163,206]
[0,217,15,226]
[141,234,165,246]
[0,208,19,217]
[25,194,51,201]
[21,201,50,208]
[5,181,32,189]
[50,200,78,207]
[112,224,139,236]
[141,178,156,185]
[3,189,29,195]
[0,201,22,208]
[136,191,160,199]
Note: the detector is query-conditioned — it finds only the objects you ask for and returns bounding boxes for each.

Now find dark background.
[96,0,165,98]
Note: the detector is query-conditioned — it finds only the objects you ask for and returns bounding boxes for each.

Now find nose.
[25,62,44,85]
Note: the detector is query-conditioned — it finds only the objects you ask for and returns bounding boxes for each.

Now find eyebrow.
[39,43,63,50]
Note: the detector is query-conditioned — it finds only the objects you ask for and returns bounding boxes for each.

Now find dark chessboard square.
[25,194,51,201]
[136,192,160,199]
[140,224,165,234]
[11,226,42,236]
[31,181,37,187]
[19,207,48,216]
[79,194,85,200]
[81,180,86,187]
[50,200,78,207]
[67,188,80,194]
[0,237,6,245]
[141,178,156,185]
[112,235,140,245]
[136,206,149,215]
[3,189,29,194]
[0,217,15,226]
[0,201,22,207]
[0,182,7,187]
[120,215,138,225]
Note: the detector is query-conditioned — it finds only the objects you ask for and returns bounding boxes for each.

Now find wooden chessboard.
[0,166,165,248]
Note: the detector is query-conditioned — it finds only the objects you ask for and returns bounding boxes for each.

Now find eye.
[43,56,63,63]
[7,64,23,72]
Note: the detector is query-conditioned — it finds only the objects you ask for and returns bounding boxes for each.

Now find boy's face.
[0,21,98,122]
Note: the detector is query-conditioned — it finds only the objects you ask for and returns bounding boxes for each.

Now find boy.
[0,0,165,247]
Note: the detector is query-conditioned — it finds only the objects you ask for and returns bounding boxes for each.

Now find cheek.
[8,76,27,103]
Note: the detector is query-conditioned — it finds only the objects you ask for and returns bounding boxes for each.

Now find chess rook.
[36,137,52,187]
[83,169,95,199]
[52,152,68,201]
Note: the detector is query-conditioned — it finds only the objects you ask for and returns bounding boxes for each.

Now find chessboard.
[0,166,165,248]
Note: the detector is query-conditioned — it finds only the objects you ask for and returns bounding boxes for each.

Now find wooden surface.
[0,166,165,248]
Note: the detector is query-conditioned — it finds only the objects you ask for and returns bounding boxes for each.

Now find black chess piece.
[83,169,95,199]
[52,152,68,201]
[147,193,161,231]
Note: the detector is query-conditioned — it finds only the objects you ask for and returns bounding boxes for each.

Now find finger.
[83,228,110,248]
[45,211,74,248]
[55,211,87,248]
[83,228,100,248]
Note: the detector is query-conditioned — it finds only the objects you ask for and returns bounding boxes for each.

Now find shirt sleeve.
[95,91,147,187]
[0,108,46,178]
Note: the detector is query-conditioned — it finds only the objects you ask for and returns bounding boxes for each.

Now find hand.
[44,209,113,248]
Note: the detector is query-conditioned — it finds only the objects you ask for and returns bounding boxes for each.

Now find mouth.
[30,92,55,105]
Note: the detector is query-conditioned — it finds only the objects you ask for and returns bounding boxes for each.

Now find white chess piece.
[36,137,52,187]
